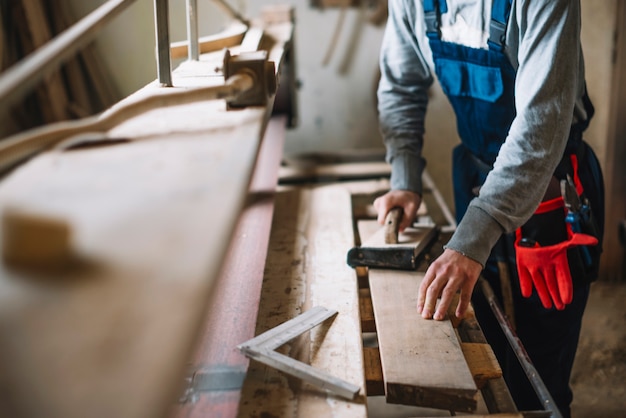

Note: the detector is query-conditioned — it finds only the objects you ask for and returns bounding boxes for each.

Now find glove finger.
[544,265,564,310]
[517,264,533,298]
[530,268,553,309]
[556,255,573,305]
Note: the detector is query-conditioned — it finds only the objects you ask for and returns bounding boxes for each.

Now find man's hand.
[373,190,421,232]
[417,248,482,320]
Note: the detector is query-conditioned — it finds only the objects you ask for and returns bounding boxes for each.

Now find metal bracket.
[237,306,360,400]
[223,49,277,108]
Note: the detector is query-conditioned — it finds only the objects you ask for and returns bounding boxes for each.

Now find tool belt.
[514,145,603,280]
[456,138,604,309]
[512,151,601,309]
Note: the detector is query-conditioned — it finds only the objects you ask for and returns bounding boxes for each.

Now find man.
[373,0,604,416]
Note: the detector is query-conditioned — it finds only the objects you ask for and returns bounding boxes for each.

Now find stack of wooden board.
[354,184,519,416]
[0,0,117,138]
[229,175,519,416]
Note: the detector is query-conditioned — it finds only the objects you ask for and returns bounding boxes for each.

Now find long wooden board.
[237,185,367,417]
[279,161,391,184]
[358,220,478,413]
[0,17,293,418]
[168,116,286,418]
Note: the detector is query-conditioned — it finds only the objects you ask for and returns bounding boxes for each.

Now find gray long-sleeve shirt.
[378,0,590,266]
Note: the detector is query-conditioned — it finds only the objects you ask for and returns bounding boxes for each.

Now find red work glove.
[515,229,598,310]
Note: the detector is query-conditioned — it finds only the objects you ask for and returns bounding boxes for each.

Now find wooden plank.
[356,202,515,415]
[360,215,477,412]
[359,287,376,332]
[363,346,385,396]
[21,0,70,122]
[51,1,99,116]
[238,185,367,417]
[0,18,293,418]
[169,116,286,418]
[170,23,247,59]
[279,161,392,184]
[460,343,502,389]
[366,267,478,412]
[450,285,518,414]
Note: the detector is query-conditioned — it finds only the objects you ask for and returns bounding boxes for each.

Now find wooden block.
[365,266,477,412]
[2,207,73,271]
[359,288,376,333]
[461,343,503,389]
[453,295,518,414]
[355,266,369,288]
[363,347,384,396]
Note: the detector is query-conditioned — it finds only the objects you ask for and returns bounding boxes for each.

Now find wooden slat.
[21,0,70,122]
[359,287,376,332]
[0,18,293,418]
[279,161,392,184]
[460,343,502,389]
[238,185,367,417]
[47,2,93,117]
[169,116,286,418]
[363,346,385,396]
[170,23,247,59]
[451,295,518,415]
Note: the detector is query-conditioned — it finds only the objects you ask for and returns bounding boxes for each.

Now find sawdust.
[571,281,626,417]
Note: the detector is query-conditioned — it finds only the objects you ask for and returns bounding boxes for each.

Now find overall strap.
[424,0,513,50]
[488,0,513,51]
[423,0,447,40]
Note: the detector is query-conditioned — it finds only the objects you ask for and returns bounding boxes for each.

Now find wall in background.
[66,0,616,219]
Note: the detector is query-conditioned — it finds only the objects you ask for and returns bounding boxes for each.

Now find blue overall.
[422,1,604,416]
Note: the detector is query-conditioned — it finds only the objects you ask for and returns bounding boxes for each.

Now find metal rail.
[186,0,200,60]
[0,0,137,116]
[154,0,173,86]
[479,278,563,418]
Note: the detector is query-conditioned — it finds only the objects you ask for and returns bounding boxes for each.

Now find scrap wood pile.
[0,0,118,139]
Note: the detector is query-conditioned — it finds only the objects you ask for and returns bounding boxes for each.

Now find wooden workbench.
[172,150,521,417]
[0,9,294,418]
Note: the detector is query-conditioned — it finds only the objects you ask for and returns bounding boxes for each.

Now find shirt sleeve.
[446,0,585,266]
[377,0,434,196]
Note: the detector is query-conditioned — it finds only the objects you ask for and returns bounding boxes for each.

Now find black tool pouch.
[515,197,593,285]
[515,148,603,284]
